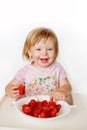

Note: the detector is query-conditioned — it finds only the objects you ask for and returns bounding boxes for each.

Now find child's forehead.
[34,38,54,47]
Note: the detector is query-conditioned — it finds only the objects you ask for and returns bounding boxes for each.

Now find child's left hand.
[51,89,66,101]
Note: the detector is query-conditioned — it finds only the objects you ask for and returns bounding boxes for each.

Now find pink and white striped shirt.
[15,61,67,96]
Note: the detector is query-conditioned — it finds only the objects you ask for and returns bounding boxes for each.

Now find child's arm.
[5,78,22,98]
[52,78,72,101]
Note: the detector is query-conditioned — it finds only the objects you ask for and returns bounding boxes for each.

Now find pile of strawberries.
[22,99,61,118]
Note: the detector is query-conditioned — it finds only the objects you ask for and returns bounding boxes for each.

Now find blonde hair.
[22,27,59,61]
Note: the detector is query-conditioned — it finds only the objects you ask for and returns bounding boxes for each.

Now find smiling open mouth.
[40,58,49,63]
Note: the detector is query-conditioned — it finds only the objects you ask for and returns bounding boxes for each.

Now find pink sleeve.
[58,64,67,80]
[15,65,28,84]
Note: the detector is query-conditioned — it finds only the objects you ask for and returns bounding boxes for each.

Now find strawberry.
[56,104,61,112]
[37,101,43,108]
[16,85,25,95]
[28,99,37,107]
[50,108,57,117]
[39,110,49,118]
[22,104,33,115]
[41,100,48,106]
[33,108,41,117]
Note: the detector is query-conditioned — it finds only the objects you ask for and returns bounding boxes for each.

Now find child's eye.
[36,48,41,51]
[48,48,53,51]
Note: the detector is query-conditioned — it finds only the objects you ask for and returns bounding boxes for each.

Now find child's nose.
[42,49,47,55]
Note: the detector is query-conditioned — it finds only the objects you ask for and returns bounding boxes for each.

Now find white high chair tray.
[0,93,87,130]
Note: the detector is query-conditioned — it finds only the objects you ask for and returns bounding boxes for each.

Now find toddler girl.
[5,27,72,102]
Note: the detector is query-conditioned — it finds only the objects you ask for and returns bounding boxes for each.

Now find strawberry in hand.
[15,85,25,95]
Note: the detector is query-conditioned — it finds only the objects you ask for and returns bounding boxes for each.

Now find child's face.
[29,38,56,68]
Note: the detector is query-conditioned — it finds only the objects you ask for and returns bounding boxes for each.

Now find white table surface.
[0,92,87,130]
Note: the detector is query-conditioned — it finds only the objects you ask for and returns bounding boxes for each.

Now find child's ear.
[28,50,32,57]
[28,49,33,60]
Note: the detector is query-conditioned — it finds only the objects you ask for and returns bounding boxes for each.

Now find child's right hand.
[6,85,20,98]
[5,85,25,99]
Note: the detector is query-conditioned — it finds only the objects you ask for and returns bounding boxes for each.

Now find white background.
[0,0,87,99]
